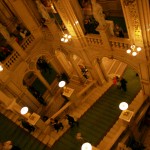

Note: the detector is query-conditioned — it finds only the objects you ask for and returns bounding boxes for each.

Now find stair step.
[42,134,51,145]
[32,129,42,138]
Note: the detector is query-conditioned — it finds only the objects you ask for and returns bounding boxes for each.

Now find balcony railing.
[21,34,35,50]
[85,34,103,46]
[4,51,21,70]
[109,37,130,50]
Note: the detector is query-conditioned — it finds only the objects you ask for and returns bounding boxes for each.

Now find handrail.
[45,101,72,125]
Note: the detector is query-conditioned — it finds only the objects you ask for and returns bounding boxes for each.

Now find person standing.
[66,114,78,128]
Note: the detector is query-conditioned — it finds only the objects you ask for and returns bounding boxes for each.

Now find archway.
[23,71,47,106]
[36,56,58,84]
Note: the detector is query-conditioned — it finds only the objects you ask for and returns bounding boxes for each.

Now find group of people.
[19,119,35,133]
[84,17,99,34]
[79,65,89,79]
[50,114,78,132]
[113,76,127,92]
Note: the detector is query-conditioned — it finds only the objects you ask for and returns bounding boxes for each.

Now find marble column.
[0,90,22,114]
[68,54,86,83]
[139,63,150,96]
[7,0,43,39]
[35,70,52,95]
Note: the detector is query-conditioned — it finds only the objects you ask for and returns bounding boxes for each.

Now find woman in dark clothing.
[120,78,127,91]
[66,114,79,128]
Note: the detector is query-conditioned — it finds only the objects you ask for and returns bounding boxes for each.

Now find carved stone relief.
[127,1,142,43]
[123,0,135,6]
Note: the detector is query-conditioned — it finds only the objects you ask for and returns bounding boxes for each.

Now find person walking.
[120,77,127,91]
[66,114,78,128]
[50,118,64,132]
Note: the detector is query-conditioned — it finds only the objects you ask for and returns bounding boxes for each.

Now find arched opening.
[36,56,58,84]
[23,71,47,106]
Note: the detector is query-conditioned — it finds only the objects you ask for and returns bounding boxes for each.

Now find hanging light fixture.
[126,44,142,56]
[61,34,72,43]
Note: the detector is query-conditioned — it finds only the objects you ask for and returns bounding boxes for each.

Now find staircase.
[49,67,141,150]
[0,67,141,150]
[0,108,50,150]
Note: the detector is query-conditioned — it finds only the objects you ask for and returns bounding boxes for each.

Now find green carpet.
[0,114,49,150]
[0,67,141,150]
[50,67,141,150]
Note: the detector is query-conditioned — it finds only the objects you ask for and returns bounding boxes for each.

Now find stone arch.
[36,55,58,85]
[23,71,47,106]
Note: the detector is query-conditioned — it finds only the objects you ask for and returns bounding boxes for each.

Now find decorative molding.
[124,0,135,6]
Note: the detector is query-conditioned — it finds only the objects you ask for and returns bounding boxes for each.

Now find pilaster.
[68,54,85,83]
[139,63,150,96]
[54,0,85,38]
[35,70,52,95]
[7,0,43,39]
[121,0,143,46]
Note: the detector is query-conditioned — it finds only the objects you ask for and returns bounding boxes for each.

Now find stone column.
[48,56,64,74]
[139,63,150,96]
[8,37,27,58]
[45,19,61,42]
[97,58,109,82]
[54,0,85,38]
[0,90,22,114]
[92,59,108,85]
[68,54,86,83]
[0,1,15,27]
[35,70,52,95]
[7,0,43,39]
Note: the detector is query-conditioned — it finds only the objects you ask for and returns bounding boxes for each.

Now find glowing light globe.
[20,107,29,115]
[81,142,92,150]
[58,80,66,88]
[119,102,128,110]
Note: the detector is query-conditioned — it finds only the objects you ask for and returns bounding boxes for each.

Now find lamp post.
[58,80,66,88]
[119,102,128,110]
[81,142,92,150]
[20,106,29,115]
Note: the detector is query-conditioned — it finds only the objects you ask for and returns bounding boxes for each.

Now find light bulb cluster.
[61,34,71,43]
[126,44,142,56]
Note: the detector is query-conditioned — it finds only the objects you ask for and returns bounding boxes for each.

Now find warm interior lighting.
[0,64,3,72]
[119,102,128,110]
[126,44,142,56]
[58,80,66,88]
[20,106,29,115]
[61,34,71,43]
[81,142,92,150]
